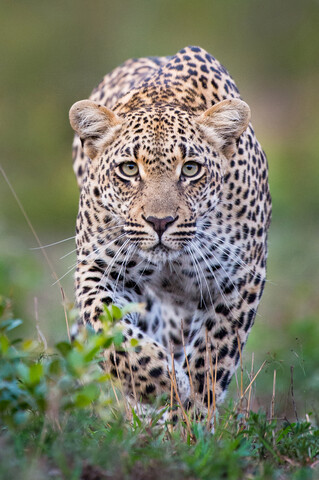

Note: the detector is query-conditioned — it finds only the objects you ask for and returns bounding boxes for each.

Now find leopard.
[69,46,271,416]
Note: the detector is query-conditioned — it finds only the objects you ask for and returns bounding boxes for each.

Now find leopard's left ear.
[69,100,122,160]
[197,99,251,158]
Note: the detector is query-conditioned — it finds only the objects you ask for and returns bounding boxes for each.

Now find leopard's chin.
[139,244,182,264]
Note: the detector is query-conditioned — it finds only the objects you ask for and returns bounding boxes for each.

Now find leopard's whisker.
[76,232,128,266]
[168,258,184,285]
[60,248,77,260]
[112,242,135,298]
[120,243,138,296]
[199,240,252,317]
[192,240,230,309]
[30,235,76,250]
[56,233,128,286]
[187,243,215,311]
[96,239,131,294]
[197,228,259,279]
[186,245,205,309]
[191,242,215,312]
[52,264,78,286]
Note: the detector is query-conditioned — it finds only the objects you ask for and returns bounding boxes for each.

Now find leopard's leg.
[184,271,266,406]
[75,261,190,405]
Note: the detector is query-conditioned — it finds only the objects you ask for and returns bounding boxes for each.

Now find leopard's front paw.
[173,362,191,404]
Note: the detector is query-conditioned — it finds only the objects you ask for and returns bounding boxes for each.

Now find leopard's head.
[69,96,250,262]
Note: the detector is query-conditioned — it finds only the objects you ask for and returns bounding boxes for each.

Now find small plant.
[0,296,318,480]
[0,300,132,431]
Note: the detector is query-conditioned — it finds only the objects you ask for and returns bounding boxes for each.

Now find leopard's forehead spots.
[111,104,204,173]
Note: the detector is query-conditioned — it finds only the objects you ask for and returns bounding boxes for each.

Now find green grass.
[0,298,318,480]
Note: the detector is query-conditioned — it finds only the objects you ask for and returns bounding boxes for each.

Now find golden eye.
[181,161,201,178]
[119,162,139,177]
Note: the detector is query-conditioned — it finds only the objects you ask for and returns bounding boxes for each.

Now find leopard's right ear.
[69,100,122,160]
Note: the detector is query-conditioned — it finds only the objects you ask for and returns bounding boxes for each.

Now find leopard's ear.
[69,100,122,160]
[197,99,250,158]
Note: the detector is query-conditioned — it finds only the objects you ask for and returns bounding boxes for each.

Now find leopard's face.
[93,105,226,262]
[70,96,250,263]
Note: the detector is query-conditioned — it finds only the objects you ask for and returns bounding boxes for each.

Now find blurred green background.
[1,0,318,418]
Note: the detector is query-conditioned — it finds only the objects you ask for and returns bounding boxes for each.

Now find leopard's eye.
[181,161,201,178]
[119,162,139,177]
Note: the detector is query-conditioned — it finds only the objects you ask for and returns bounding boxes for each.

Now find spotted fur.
[69,46,271,411]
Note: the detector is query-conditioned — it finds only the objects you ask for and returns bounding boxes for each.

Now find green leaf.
[113,331,124,347]
[13,410,29,425]
[131,408,142,428]
[88,334,108,349]
[16,363,30,384]
[84,346,100,362]
[102,337,114,349]
[0,334,9,354]
[72,339,85,352]
[4,319,23,332]
[48,358,62,375]
[121,302,145,316]
[111,305,122,320]
[74,384,100,407]
[22,339,38,351]
[151,405,169,426]
[67,350,85,375]
[29,363,43,385]
[56,341,72,357]
[130,338,139,348]
[97,373,111,383]
[102,305,113,323]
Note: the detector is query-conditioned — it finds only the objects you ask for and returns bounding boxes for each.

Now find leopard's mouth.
[139,243,182,263]
[151,243,170,253]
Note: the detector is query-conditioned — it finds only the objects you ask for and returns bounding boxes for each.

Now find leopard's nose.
[144,215,177,239]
